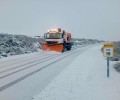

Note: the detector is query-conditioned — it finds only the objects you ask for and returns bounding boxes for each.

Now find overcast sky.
[0,0,120,41]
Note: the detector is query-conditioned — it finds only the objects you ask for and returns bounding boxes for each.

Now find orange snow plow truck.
[42,28,72,52]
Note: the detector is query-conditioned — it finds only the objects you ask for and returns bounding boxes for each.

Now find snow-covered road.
[0,45,91,100]
[33,45,120,100]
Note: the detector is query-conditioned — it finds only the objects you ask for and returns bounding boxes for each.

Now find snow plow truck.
[42,28,72,52]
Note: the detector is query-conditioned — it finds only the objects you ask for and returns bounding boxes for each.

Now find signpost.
[103,43,114,78]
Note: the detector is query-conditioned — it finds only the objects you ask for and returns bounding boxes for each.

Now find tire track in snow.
[0,53,52,68]
[0,55,57,74]
[0,46,82,75]
[0,49,81,92]
[0,54,60,79]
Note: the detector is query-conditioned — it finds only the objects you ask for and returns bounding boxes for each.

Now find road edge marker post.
[107,57,109,77]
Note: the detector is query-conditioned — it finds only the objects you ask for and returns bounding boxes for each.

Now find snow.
[0,45,91,100]
[33,45,120,100]
[42,51,61,54]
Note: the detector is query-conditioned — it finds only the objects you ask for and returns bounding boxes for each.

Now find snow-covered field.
[0,44,119,100]
[33,45,120,100]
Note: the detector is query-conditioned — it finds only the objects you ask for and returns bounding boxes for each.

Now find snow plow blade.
[42,44,64,52]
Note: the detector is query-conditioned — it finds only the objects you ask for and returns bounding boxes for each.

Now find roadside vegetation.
[0,33,42,58]
[113,41,120,72]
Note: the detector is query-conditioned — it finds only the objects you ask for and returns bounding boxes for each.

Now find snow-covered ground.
[0,45,92,100]
[33,45,120,100]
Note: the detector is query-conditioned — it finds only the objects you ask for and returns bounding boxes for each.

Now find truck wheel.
[67,47,71,51]
[62,47,67,52]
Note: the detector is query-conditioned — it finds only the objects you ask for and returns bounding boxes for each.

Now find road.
[0,45,92,100]
[33,44,120,100]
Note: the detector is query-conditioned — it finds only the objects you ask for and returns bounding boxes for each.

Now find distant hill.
[71,38,103,46]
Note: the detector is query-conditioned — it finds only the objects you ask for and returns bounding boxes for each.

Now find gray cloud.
[0,0,120,41]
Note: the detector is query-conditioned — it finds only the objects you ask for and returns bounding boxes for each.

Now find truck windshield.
[44,33,62,39]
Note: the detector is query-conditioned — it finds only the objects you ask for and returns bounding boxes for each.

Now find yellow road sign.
[104,44,114,48]
[103,43,114,57]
